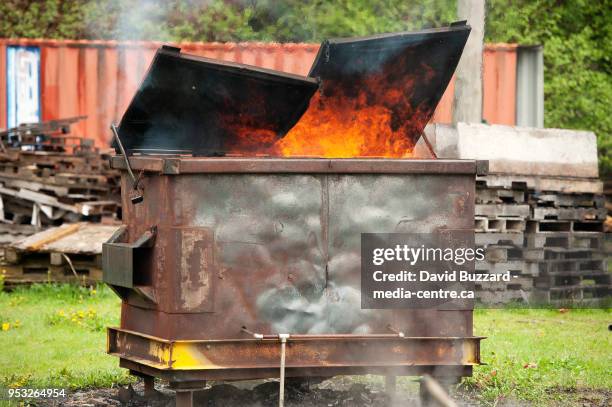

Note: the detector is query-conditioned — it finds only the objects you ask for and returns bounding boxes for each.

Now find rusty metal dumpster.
[104,157,483,400]
[103,21,482,406]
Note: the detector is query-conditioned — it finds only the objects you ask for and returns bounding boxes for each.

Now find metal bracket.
[103,226,156,291]
[111,124,144,204]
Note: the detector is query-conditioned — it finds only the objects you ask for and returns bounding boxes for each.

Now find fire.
[278,57,439,158]
[226,55,437,158]
[224,125,278,152]
[276,91,428,158]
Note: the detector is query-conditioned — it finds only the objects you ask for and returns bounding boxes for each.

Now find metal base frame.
[108,327,481,380]
[110,327,480,407]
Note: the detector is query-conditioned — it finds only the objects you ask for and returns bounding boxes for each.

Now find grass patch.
[464,307,611,405]
[0,284,132,391]
[0,284,610,406]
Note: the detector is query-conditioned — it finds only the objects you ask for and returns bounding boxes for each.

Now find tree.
[486,0,611,175]
[0,1,456,42]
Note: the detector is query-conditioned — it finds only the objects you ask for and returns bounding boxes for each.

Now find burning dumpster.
[104,22,484,406]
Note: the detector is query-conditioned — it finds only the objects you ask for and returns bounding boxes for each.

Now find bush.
[486,0,611,176]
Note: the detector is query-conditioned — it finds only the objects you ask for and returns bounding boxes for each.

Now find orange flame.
[277,96,427,158]
[227,60,437,158]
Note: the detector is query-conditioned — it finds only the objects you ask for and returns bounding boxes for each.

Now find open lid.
[306,21,470,149]
[116,46,319,156]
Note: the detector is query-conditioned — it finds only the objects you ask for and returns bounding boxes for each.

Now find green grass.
[465,307,611,405]
[0,284,131,391]
[0,284,610,406]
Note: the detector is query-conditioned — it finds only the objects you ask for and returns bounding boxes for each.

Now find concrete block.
[435,123,599,178]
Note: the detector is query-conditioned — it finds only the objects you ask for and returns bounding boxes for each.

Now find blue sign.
[7,46,41,127]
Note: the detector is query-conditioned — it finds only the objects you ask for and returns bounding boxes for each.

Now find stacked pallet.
[433,123,610,305]
[474,184,531,304]
[475,176,608,304]
[0,224,40,264]
[0,117,120,226]
[1,223,119,288]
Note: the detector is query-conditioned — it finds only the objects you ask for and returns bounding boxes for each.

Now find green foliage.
[486,0,612,175]
[0,0,456,42]
[0,0,87,39]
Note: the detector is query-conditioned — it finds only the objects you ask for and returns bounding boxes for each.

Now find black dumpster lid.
[307,21,470,147]
[116,46,319,156]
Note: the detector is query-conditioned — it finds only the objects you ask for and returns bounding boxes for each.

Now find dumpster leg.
[170,381,205,407]
[143,375,156,398]
[175,390,193,407]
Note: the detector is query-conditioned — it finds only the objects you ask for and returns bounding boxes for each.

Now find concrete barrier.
[434,123,599,178]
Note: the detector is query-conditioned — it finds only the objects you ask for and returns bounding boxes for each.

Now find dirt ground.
[27,379,612,406]
[31,378,416,407]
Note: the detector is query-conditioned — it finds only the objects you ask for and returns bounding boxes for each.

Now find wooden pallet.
[0,172,112,197]
[475,217,525,233]
[483,245,524,263]
[2,223,118,286]
[476,232,524,246]
[535,259,607,274]
[526,220,604,233]
[528,192,605,208]
[476,204,530,218]
[476,174,603,194]
[472,174,609,305]
[75,201,118,216]
[523,248,606,262]
[535,272,610,289]
[4,248,101,267]
[476,261,535,275]
[533,284,610,303]
[525,232,603,250]
[1,263,102,287]
[476,187,526,204]
[0,144,120,227]
[531,206,607,221]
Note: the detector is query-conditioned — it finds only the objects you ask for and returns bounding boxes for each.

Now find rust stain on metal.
[179,228,213,311]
